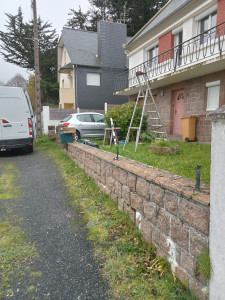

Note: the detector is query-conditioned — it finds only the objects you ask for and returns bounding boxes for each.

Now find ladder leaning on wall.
[123,71,169,152]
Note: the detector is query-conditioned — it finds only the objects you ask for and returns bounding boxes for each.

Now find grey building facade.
[58,21,128,110]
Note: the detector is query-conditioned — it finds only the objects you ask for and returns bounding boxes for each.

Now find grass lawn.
[97,140,211,185]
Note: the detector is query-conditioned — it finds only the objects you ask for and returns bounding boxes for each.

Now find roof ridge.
[62,26,97,34]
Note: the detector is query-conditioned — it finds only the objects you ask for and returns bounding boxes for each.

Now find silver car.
[60,112,106,141]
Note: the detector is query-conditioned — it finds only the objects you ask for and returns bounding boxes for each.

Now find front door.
[173,89,184,134]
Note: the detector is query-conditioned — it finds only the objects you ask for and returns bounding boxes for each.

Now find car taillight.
[63,122,70,127]
[28,118,33,136]
[2,119,9,123]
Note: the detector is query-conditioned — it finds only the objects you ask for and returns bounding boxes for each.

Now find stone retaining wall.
[65,142,210,299]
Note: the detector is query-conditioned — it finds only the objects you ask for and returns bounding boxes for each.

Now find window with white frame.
[206,81,220,111]
[86,73,100,86]
[174,30,183,66]
[147,44,159,68]
[195,5,217,45]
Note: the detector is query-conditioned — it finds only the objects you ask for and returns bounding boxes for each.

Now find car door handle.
[3,124,12,127]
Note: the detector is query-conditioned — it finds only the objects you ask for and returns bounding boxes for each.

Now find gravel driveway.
[0,148,110,300]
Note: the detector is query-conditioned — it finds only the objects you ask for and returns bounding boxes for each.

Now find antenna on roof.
[117,1,129,24]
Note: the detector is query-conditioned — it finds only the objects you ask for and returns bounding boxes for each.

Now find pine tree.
[65,6,90,30]
[65,0,169,36]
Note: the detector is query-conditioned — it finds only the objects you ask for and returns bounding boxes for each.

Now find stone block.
[171,217,189,250]
[175,266,189,284]
[152,227,160,245]
[190,279,208,300]
[182,251,197,277]
[122,185,130,205]
[140,217,152,243]
[130,192,144,214]
[127,172,137,191]
[106,176,115,192]
[113,166,120,180]
[150,184,165,207]
[157,209,170,236]
[105,162,113,177]
[179,199,209,235]
[98,182,111,196]
[143,201,157,225]
[114,180,122,198]
[110,193,118,204]
[118,198,124,211]
[124,203,135,223]
[159,233,170,254]
[156,247,166,259]
[119,169,128,186]
[190,229,209,258]
[97,164,101,176]
[165,191,178,215]
[136,178,150,198]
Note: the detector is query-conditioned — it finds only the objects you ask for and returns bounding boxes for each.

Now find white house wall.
[126,0,218,62]
[128,50,145,69]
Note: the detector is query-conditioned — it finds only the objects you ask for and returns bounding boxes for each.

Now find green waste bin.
[181,115,197,142]
[60,133,74,144]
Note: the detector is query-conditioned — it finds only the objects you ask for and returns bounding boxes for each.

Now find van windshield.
[0,97,27,122]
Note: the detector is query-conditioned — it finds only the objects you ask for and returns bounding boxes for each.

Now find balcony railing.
[114,21,225,92]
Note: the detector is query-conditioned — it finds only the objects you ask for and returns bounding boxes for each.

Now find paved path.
[0,148,110,300]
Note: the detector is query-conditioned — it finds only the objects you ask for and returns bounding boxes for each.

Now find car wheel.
[75,131,80,142]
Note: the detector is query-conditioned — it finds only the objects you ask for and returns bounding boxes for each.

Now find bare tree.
[0,80,4,86]
[5,73,28,91]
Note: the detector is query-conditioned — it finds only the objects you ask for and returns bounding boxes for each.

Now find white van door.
[0,96,29,142]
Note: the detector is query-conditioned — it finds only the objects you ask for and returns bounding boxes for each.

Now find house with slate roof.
[58,20,128,110]
[114,0,225,142]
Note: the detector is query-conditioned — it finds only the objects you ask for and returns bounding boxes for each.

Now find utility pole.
[32,0,42,137]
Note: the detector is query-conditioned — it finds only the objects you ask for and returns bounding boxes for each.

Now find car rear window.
[0,97,27,122]
[62,115,72,122]
[77,114,92,122]
[92,114,106,123]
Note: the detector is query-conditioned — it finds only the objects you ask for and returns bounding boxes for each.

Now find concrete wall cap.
[207,105,225,120]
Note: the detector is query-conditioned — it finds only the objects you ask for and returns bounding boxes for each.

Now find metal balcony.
[114,22,225,93]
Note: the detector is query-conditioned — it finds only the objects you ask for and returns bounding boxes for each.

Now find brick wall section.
[159,31,174,62]
[217,0,225,25]
[65,142,210,299]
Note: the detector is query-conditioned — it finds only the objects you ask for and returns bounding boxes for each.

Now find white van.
[0,86,36,153]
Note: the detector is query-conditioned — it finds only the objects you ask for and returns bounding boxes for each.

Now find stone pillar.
[208,106,225,299]
[42,106,50,135]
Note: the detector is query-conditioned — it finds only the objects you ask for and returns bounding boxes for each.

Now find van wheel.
[27,144,33,153]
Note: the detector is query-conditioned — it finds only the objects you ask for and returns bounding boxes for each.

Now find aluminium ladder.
[123,71,168,152]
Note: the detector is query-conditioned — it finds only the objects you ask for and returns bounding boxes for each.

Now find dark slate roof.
[60,27,100,67]
[125,0,194,49]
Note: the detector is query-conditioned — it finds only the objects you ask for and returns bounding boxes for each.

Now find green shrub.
[105,102,147,140]
[141,131,156,143]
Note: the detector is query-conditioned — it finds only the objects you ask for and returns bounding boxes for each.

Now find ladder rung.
[152,131,165,134]
[151,124,163,127]
[149,118,160,120]
[130,127,139,130]
[148,111,157,113]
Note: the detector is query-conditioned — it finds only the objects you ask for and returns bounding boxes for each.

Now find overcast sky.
[0,0,89,83]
